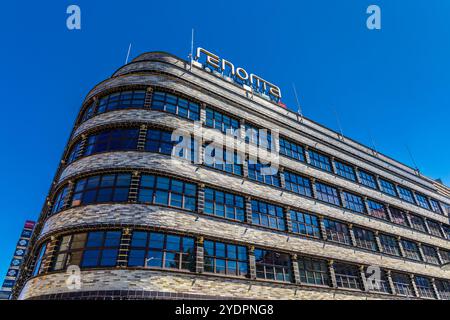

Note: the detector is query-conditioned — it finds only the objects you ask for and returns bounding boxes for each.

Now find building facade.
[13,51,450,300]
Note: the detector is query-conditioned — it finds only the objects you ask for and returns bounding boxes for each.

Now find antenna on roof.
[125,43,132,65]
[406,144,420,174]
[368,129,378,155]
[331,106,344,140]
[189,28,195,70]
[292,83,303,122]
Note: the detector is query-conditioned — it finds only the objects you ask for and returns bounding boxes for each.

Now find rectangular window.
[368,269,391,294]
[247,160,280,187]
[308,150,332,172]
[50,186,69,215]
[353,227,377,251]
[379,178,397,197]
[53,231,121,270]
[204,188,245,222]
[146,130,198,162]
[254,248,291,282]
[297,257,329,286]
[97,90,146,114]
[80,101,96,123]
[204,240,248,277]
[128,231,195,271]
[358,170,377,189]
[251,200,285,231]
[422,245,440,265]
[343,192,365,213]
[392,273,414,297]
[245,123,272,150]
[32,243,49,276]
[440,249,450,264]
[151,91,200,121]
[429,199,442,214]
[397,186,415,204]
[444,225,450,239]
[323,219,351,245]
[409,214,426,232]
[366,200,388,220]
[205,147,243,176]
[315,182,340,206]
[84,128,139,156]
[279,137,305,162]
[436,280,450,300]
[379,234,400,256]
[71,173,131,206]
[390,207,409,226]
[334,263,361,290]
[427,220,442,238]
[335,161,356,181]
[415,276,435,299]
[137,175,197,211]
[289,210,321,238]
[205,107,240,135]
[401,240,422,261]
[415,193,430,210]
[284,171,312,197]
[67,141,82,164]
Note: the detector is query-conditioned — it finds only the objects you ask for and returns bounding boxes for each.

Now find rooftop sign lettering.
[194,48,282,102]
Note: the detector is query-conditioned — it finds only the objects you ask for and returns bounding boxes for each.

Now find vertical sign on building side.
[0,220,35,300]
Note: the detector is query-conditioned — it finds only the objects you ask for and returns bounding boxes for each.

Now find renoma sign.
[194,48,282,102]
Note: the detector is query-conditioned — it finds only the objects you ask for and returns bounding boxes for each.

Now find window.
[308,150,331,172]
[343,192,365,213]
[53,231,121,270]
[440,249,450,264]
[247,160,280,187]
[359,170,377,189]
[205,107,240,135]
[204,188,245,222]
[429,199,442,214]
[84,128,139,156]
[368,269,391,294]
[335,161,356,181]
[254,249,291,282]
[397,186,415,204]
[290,210,320,238]
[363,200,386,220]
[391,273,414,297]
[390,207,409,226]
[334,263,361,290]
[138,175,196,211]
[80,101,96,123]
[353,227,377,251]
[279,137,304,162]
[379,178,397,197]
[71,173,131,206]
[245,123,272,150]
[436,280,450,300]
[297,257,329,286]
[415,276,435,299]
[379,234,400,256]
[323,219,351,245]
[205,147,242,175]
[146,129,198,162]
[409,214,426,232]
[444,225,450,240]
[128,231,195,271]
[32,243,49,276]
[427,220,442,238]
[98,90,146,113]
[251,200,285,231]
[422,245,440,265]
[67,141,82,164]
[315,183,340,206]
[151,91,200,121]
[204,240,248,277]
[415,193,430,210]
[50,186,69,215]
[401,240,421,261]
[284,171,312,197]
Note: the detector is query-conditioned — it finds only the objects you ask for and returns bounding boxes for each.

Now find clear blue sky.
[1,0,449,280]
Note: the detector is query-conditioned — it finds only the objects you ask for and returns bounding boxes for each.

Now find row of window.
[32,230,450,299]
[63,126,450,242]
[48,172,450,267]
